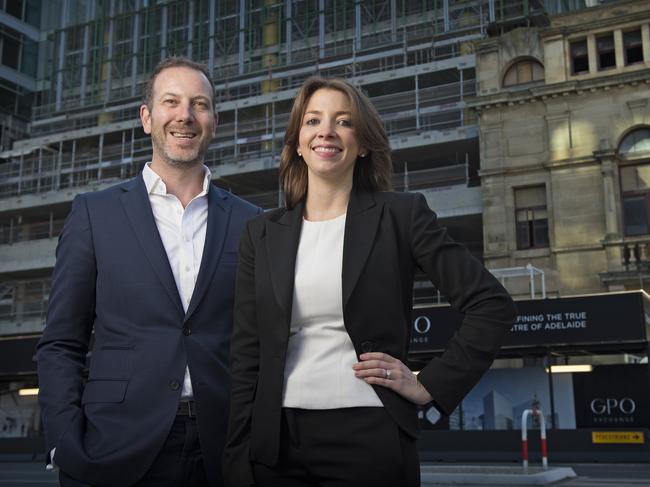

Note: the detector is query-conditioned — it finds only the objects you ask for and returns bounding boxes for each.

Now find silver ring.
[385,369,392,379]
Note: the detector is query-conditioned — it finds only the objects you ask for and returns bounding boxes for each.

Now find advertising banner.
[410,292,649,354]
[419,367,577,431]
[572,364,650,428]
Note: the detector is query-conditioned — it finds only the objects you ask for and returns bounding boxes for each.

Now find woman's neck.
[304,178,352,221]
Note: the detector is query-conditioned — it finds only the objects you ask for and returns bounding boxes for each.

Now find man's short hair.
[143,57,215,109]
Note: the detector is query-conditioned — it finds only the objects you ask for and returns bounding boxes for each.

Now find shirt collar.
[142,162,212,197]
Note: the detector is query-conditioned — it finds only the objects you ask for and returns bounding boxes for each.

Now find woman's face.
[297,88,365,188]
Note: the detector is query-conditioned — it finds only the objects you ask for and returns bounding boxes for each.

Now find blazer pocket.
[81,379,129,404]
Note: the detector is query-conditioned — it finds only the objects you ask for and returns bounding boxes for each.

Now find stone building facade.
[471,0,650,298]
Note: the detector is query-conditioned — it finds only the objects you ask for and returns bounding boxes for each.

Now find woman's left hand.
[353,352,433,406]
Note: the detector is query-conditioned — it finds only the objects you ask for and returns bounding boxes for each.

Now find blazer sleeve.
[409,192,517,415]
[224,220,259,487]
[36,194,96,454]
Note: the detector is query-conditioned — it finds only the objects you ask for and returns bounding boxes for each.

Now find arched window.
[503,59,545,87]
[619,128,650,236]
[620,128,650,155]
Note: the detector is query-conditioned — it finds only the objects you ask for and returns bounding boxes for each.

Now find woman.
[224,77,516,487]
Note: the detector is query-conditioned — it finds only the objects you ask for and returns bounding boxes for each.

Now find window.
[621,165,650,236]
[623,30,643,65]
[620,129,650,236]
[503,59,545,87]
[515,186,549,250]
[597,33,616,70]
[620,128,650,155]
[570,39,589,74]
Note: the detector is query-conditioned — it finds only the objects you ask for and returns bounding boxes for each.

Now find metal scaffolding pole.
[131,0,141,97]
[285,1,292,65]
[208,0,216,73]
[238,0,245,75]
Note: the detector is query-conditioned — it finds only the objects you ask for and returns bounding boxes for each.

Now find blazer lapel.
[184,185,231,322]
[342,190,383,307]
[265,201,304,317]
[120,175,184,316]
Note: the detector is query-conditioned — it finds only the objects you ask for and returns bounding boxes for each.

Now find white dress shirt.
[142,162,211,399]
[282,214,383,409]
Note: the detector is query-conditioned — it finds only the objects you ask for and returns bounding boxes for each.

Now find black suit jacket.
[36,175,260,487]
[224,189,516,487]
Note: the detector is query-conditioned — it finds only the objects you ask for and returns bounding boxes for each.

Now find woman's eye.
[337,119,352,127]
[305,118,319,126]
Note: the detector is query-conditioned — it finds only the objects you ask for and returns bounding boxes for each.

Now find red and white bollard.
[521,408,548,470]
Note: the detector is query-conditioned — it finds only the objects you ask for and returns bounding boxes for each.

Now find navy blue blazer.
[224,190,516,487]
[36,174,260,487]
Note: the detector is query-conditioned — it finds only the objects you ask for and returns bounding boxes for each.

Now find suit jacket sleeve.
[36,194,96,455]
[409,192,517,415]
[224,220,258,487]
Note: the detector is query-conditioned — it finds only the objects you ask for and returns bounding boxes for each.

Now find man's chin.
[163,153,204,169]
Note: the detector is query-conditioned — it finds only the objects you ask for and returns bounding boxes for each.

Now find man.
[36,57,261,487]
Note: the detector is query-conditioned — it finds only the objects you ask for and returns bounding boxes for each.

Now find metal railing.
[0,278,51,326]
[0,219,65,245]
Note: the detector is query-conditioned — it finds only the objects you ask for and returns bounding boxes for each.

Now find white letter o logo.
[414,316,431,334]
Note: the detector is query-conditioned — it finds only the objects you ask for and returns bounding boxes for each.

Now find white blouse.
[282,213,383,409]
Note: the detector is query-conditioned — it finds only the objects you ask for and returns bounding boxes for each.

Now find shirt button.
[184,235,191,242]
[185,265,191,272]
[183,327,191,336]
[169,380,180,391]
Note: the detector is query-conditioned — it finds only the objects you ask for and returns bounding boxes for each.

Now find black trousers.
[253,407,420,487]
[58,415,208,487]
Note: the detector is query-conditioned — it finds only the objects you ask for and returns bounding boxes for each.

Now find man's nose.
[175,101,194,122]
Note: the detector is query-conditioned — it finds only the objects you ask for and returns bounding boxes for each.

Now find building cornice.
[469,68,650,111]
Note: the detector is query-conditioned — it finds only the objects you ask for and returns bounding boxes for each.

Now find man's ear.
[140,104,152,134]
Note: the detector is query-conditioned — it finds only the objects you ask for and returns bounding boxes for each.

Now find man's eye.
[163,99,177,105]
[194,101,209,109]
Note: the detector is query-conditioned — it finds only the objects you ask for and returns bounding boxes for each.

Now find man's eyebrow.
[157,93,212,102]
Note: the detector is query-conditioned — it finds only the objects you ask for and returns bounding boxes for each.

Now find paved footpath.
[420,462,650,487]
[1,461,650,486]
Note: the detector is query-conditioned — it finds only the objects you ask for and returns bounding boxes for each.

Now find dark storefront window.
[515,186,549,250]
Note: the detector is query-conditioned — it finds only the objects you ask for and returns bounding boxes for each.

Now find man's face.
[140,66,217,169]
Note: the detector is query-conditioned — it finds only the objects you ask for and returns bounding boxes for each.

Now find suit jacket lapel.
[120,175,184,316]
[342,190,383,307]
[184,184,231,322]
[265,201,304,317]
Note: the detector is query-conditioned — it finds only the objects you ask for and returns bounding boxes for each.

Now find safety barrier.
[521,407,548,470]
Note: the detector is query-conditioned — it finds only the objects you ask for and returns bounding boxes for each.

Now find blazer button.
[169,380,180,391]
[183,327,191,336]
[361,341,374,353]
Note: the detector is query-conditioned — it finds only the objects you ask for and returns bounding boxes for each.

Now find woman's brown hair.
[280,77,392,209]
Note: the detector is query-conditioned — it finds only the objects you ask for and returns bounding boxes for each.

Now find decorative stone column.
[596,150,624,290]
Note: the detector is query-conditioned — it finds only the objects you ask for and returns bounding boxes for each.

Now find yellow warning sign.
[592,431,645,444]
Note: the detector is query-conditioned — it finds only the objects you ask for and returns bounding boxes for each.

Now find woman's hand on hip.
[352,352,433,406]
